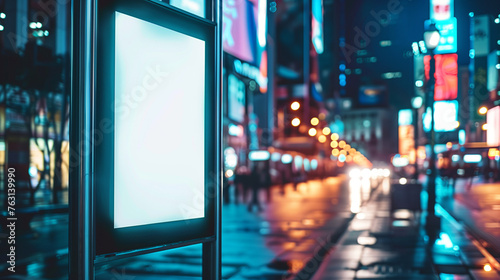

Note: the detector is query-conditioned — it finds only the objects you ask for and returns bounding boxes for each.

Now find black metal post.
[414,107,419,180]
[201,0,222,278]
[69,0,96,279]
[426,50,440,237]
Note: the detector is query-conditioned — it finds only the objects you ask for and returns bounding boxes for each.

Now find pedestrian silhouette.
[248,161,270,212]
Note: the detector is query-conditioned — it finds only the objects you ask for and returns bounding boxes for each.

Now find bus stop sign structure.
[70,0,222,279]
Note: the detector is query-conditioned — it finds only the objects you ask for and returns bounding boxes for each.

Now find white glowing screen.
[114,12,205,228]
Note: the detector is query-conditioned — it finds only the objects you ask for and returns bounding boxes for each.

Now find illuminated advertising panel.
[473,15,490,57]
[114,12,205,228]
[487,106,500,146]
[311,0,324,54]
[425,18,457,54]
[223,0,258,63]
[398,109,413,126]
[423,100,458,132]
[358,86,386,106]
[424,54,458,100]
[430,0,453,21]
[170,0,205,18]
[228,74,246,123]
[95,0,216,256]
[399,125,415,161]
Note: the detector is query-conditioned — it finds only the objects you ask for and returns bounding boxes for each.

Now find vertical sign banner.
[311,0,324,54]
[473,15,490,57]
[487,51,499,93]
[434,54,458,100]
[487,106,500,147]
[399,125,415,162]
[228,74,246,123]
[222,0,258,63]
[424,54,458,100]
[414,55,425,96]
[398,109,415,162]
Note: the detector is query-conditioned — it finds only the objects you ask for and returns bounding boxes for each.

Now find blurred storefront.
[222,0,268,176]
[0,1,70,205]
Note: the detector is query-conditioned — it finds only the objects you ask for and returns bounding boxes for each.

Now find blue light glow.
[294,156,303,169]
[311,159,318,170]
[304,159,310,171]
[459,129,466,145]
[463,154,482,163]
[398,109,413,126]
[339,154,346,162]
[249,150,270,161]
[281,154,293,164]
[271,152,281,162]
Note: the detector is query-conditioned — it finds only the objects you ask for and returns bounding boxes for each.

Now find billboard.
[223,0,266,65]
[487,51,499,92]
[487,106,500,147]
[398,109,413,126]
[311,0,324,54]
[113,12,205,228]
[423,100,458,132]
[424,54,458,101]
[473,15,490,57]
[94,1,216,256]
[223,0,257,62]
[358,86,386,106]
[399,125,415,162]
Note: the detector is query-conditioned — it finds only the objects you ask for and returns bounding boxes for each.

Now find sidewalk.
[437,177,500,275]
[310,178,500,280]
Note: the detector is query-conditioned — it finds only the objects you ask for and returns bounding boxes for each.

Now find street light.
[423,22,441,237]
[479,106,488,115]
[412,96,423,180]
[291,101,301,111]
[291,117,301,127]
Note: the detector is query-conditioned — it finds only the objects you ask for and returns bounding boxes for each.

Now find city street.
[3,175,500,279]
[95,176,358,279]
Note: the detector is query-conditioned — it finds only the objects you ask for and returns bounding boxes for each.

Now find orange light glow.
[331,133,339,141]
[339,141,346,149]
[311,117,319,126]
[331,141,338,148]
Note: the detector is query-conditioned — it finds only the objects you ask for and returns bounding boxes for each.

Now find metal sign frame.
[70,0,222,279]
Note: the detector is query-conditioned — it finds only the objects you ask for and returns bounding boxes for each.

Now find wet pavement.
[94,176,358,280]
[437,177,500,273]
[2,175,500,279]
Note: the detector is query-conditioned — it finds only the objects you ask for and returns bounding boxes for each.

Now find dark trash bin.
[390,182,422,212]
